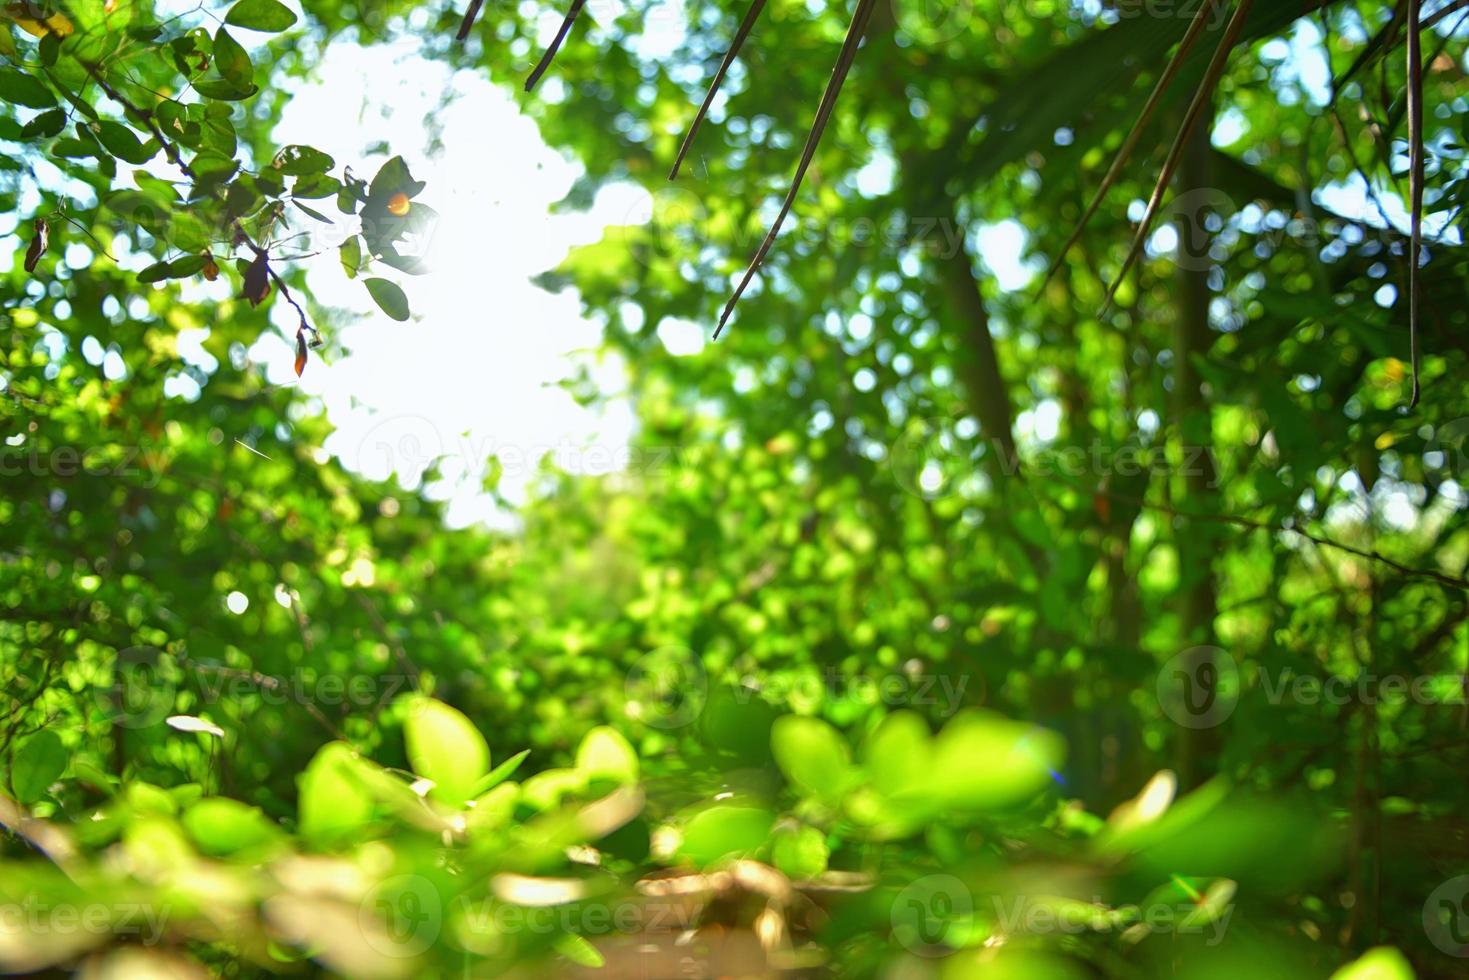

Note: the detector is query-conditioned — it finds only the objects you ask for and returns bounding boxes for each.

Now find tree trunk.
[1172,121,1223,789]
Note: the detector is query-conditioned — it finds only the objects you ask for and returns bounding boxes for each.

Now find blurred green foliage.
[3,0,1469,977]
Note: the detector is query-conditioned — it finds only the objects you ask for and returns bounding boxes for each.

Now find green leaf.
[274,144,334,176]
[138,255,208,284]
[168,32,208,77]
[190,152,239,190]
[52,137,99,159]
[292,173,341,200]
[106,191,171,238]
[292,200,331,223]
[298,742,376,846]
[168,213,211,253]
[182,798,284,856]
[575,726,639,785]
[364,277,409,322]
[97,121,157,165]
[941,948,1092,980]
[554,934,605,968]
[38,32,60,67]
[1330,947,1415,980]
[127,22,165,42]
[166,254,209,278]
[137,262,171,284]
[10,731,67,804]
[126,782,179,815]
[520,767,588,811]
[225,180,264,220]
[467,781,519,832]
[339,236,362,279]
[932,711,1066,811]
[403,697,488,806]
[225,0,298,33]
[134,172,182,203]
[770,715,856,802]
[20,109,66,139]
[699,687,776,764]
[862,710,932,800]
[469,749,528,797]
[771,824,828,879]
[212,27,253,87]
[679,805,774,868]
[194,78,259,101]
[368,155,425,203]
[0,68,57,109]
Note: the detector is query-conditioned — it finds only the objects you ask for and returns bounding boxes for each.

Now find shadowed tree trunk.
[1173,119,1223,789]
[939,244,1019,473]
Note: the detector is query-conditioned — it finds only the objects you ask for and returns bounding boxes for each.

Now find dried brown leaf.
[23,218,48,274]
[242,251,271,306]
[294,329,308,377]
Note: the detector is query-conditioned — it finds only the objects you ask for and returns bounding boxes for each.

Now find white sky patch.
[1212,106,1248,146]
[1291,22,1333,104]
[974,220,1043,292]
[1316,173,1463,242]
[1016,398,1062,446]
[656,317,706,357]
[854,149,896,197]
[584,0,690,62]
[249,43,641,528]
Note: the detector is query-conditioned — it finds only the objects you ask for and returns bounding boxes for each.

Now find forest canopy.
[1,0,1468,977]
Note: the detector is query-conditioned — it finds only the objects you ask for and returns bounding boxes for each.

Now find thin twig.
[525,0,587,92]
[1333,0,1408,101]
[1097,486,1467,591]
[1101,0,1254,315]
[715,0,878,337]
[670,0,767,181]
[1424,0,1469,32]
[457,0,485,41]
[1405,0,1424,408]
[77,60,196,180]
[49,210,117,263]
[234,221,318,340]
[184,659,355,745]
[1042,0,1225,288]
